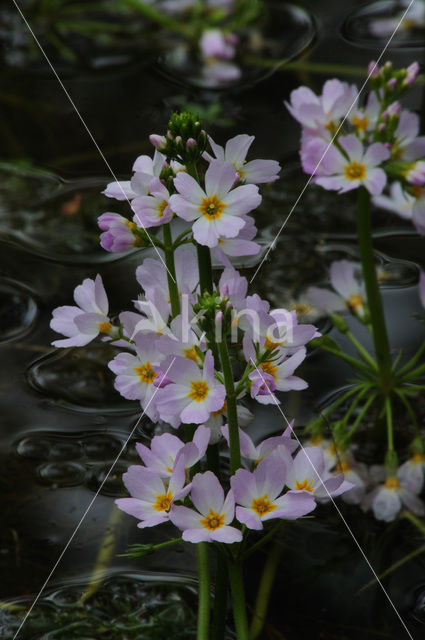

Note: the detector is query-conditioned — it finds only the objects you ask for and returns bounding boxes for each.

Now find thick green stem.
[211,552,228,640]
[218,339,240,474]
[185,160,214,296]
[228,560,249,640]
[197,243,214,295]
[385,396,395,455]
[249,542,284,640]
[163,223,180,318]
[197,543,211,640]
[356,187,392,387]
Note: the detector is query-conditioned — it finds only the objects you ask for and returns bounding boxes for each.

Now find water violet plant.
[287,60,425,523]
[50,111,353,638]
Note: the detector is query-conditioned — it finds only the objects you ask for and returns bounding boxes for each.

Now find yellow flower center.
[188,380,209,402]
[153,491,173,511]
[98,321,112,334]
[347,294,364,312]
[264,337,283,351]
[199,194,226,219]
[183,347,199,362]
[352,115,369,132]
[295,478,315,492]
[260,361,278,381]
[290,303,311,315]
[385,476,400,490]
[412,453,425,465]
[344,161,366,181]
[200,509,225,531]
[252,495,276,516]
[324,120,335,131]
[134,362,157,384]
[157,200,168,218]
[335,460,350,473]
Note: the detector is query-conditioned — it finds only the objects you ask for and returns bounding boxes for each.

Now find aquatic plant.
[288,60,425,523]
[50,110,353,638]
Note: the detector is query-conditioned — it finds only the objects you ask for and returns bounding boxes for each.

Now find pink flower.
[155,351,226,425]
[211,215,261,266]
[50,275,112,348]
[221,424,298,463]
[98,212,140,252]
[131,177,174,228]
[307,135,390,196]
[115,454,191,529]
[108,333,164,422]
[135,425,210,478]
[307,260,366,320]
[103,151,166,201]
[285,80,358,141]
[200,29,236,60]
[231,457,316,530]
[369,475,425,522]
[169,471,242,543]
[169,161,261,247]
[373,182,415,221]
[281,446,354,499]
[204,134,281,184]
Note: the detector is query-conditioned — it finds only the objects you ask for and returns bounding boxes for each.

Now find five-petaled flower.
[169,160,261,247]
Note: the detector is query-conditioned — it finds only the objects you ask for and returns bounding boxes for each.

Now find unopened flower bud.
[405,61,420,86]
[387,78,397,90]
[186,138,196,148]
[368,60,379,77]
[149,134,166,149]
[378,123,386,131]
[175,135,182,145]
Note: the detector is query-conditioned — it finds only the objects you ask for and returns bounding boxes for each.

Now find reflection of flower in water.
[369,1,425,38]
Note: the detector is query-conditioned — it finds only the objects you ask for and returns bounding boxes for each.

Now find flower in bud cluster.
[98,212,142,252]
[404,61,420,86]
[149,134,167,151]
[162,111,208,163]
[368,60,379,78]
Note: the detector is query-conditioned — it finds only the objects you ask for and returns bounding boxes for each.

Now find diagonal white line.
[249,358,415,640]
[250,0,417,284]
[12,357,176,640]
[11,0,176,283]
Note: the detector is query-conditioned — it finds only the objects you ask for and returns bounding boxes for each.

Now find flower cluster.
[310,438,425,523]
[287,60,425,235]
[116,423,353,541]
[50,113,355,556]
